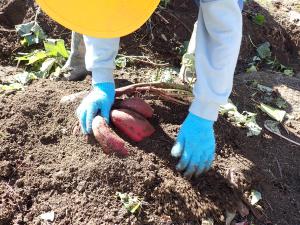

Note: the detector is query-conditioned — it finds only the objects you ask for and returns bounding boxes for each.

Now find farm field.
[0,0,299,224]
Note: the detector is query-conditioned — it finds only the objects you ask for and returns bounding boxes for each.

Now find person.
[40,0,243,178]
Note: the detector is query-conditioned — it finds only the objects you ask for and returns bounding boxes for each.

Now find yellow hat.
[35,0,160,38]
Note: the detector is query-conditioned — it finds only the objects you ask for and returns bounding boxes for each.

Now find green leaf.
[250,190,262,205]
[246,121,262,136]
[257,84,273,93]
[182,53,195,70]
[253,14,265,26]
[14,72,37,84]
[44,39,69,58]
[219,102,237,115]
[246,65,257,73]
[259,103,286,122]
[116,192,142,214]
[283,69,294,76]
[252,56,261,62]
[39,58,57,78]
[51,66,62,78]
[15,21,46,46]
[16,50,48,65]
[176,40,189,56]
[0,131,8,140]
[160,67,178,83]
[220,100,262,136]
[0,83,24,91]
[275,97,287,109]
[150,67,178,83]
[160,0,171,7]
[256,42,271,59]
[115,56,127,68]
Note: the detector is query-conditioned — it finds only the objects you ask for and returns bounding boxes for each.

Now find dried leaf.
[151,67,178,83]
[250,190,262,205]
[40,211,55,222]
[220,101,262,136]
[260,103,286,122]
[264,120,281,135]
[256,84,272,93]
[116,192,142,214]
[219,102,237,115]
[201,218,214,225]
[182,53,195,71]
[14,72,37,84]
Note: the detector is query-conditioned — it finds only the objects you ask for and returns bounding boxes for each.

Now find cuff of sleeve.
[189,100,219,121]
[92,68,114,84]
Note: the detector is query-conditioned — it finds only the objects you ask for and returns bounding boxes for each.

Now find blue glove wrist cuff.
[93,82,115,97]
[187,112,214,128]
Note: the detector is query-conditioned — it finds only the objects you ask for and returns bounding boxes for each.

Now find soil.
[0,0,300,225]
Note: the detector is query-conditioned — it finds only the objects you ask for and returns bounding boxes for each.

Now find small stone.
[76,181,86,192]
[53,171,64,180]
[15,179,24,188]
[28,154,34,161]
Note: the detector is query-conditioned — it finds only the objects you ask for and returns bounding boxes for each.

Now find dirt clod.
[0,160,13,178]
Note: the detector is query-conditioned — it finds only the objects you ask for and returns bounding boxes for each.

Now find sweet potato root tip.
[92,116,128,156]
[120,97,154,118]
[111,109,155,142]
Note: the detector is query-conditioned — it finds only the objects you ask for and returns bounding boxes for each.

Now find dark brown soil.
[0,70,300,225]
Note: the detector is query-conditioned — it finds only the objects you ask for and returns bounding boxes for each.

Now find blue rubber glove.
[76,82,115,134]
[171,113,215,178]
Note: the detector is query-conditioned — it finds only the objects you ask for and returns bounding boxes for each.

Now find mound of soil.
[0,76,241,225]
[1,70,300,225]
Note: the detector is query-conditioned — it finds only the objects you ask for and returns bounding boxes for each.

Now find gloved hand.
[76,82,115,134]
[171,113,215,178]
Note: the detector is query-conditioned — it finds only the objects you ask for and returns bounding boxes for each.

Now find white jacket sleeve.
[83,35,120,84]
[190,0,242,121]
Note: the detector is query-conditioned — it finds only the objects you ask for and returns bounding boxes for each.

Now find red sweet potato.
[120,97,154,118]
[111,109,155,142]
[92,116,128,156]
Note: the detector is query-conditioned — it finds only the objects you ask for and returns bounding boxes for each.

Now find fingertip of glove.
[171,142,183,158]
[101,112,110,124]
[176,162,186,172]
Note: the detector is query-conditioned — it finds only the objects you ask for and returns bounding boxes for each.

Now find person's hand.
[76,82,115,134]
[171,113,215,178]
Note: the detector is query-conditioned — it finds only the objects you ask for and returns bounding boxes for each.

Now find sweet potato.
[111,109,155,142]
[120,97,154,118]
[92,116,128,156]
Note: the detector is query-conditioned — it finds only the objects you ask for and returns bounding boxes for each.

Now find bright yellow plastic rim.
[35,0,160,38]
